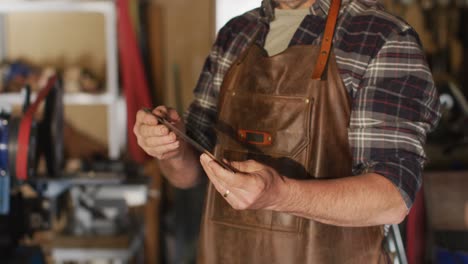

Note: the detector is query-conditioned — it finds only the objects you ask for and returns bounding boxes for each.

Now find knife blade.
[142,108,238,173]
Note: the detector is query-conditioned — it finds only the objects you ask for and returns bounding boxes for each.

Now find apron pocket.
[211,191,306,233]
[217,93,313,158]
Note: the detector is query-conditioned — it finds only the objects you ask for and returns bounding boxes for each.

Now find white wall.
[216,0,262,33]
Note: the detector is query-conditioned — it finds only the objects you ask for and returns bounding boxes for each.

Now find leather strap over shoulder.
[311,0,341,80]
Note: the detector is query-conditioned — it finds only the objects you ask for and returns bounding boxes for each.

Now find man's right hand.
[134,106,185,160]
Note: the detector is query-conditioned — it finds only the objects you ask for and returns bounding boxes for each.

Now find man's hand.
[134,106,185,160]
[200,154,285,210]
[134,106,201,188]
[200,153,407,226]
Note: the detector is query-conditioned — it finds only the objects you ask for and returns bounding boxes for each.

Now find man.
[134,0,441,262]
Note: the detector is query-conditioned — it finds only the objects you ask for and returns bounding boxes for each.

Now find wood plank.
[143,160,163,263]
[146,3,165,106]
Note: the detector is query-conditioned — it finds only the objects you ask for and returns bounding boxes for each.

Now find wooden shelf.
[0,0,121,158]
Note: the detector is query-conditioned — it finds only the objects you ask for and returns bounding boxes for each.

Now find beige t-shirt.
[264,8,310,56]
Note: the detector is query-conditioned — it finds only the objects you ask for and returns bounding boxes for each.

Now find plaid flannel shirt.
[185,0,441,208]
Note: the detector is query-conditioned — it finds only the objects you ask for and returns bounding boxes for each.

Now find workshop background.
[0,0,466,263]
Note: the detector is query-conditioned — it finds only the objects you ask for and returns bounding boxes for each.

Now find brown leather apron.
[198,0,386,263]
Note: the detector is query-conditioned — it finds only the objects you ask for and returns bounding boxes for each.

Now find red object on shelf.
[407,186,426,264]
[117,0,152,163]
[16,76,57,181]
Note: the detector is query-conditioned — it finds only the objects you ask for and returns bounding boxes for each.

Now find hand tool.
[142,108,238,173]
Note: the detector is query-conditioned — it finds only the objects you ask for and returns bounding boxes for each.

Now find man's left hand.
[200,154,285,211]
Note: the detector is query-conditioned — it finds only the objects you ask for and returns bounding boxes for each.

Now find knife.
[142,108,238,173]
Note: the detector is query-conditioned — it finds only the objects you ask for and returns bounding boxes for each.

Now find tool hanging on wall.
[15,76,62,181]
[117,0,152,164]
[38,78,64,178]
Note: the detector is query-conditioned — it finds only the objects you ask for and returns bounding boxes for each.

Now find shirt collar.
[310,0,349,18]
[258,0,349,26]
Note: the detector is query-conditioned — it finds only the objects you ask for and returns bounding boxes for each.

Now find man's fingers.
[144,134,178,147]
[201,155,253,210]
[137,106,182,127]
[139,124,170,137]
[154,105,180,119]
[230,159,264,173]
[152,106,167,116]
[201,154,248,189]
[134,106,188,161]
[136,109,158,126]
[149,141,181,154]
[201,156,239,199]
[166,107,182,122]
[153,106,180,122]
[200,155,227,192]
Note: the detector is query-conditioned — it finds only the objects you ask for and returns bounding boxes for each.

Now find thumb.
[229,159,265,173]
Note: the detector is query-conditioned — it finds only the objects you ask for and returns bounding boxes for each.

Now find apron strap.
[311,0,342,80]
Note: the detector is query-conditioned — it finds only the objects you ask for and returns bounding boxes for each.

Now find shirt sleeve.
[184,24,234,152]
[349,28,441,209]
[184,50,220,152]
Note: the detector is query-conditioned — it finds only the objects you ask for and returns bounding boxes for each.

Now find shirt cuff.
[363,158,422,209]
